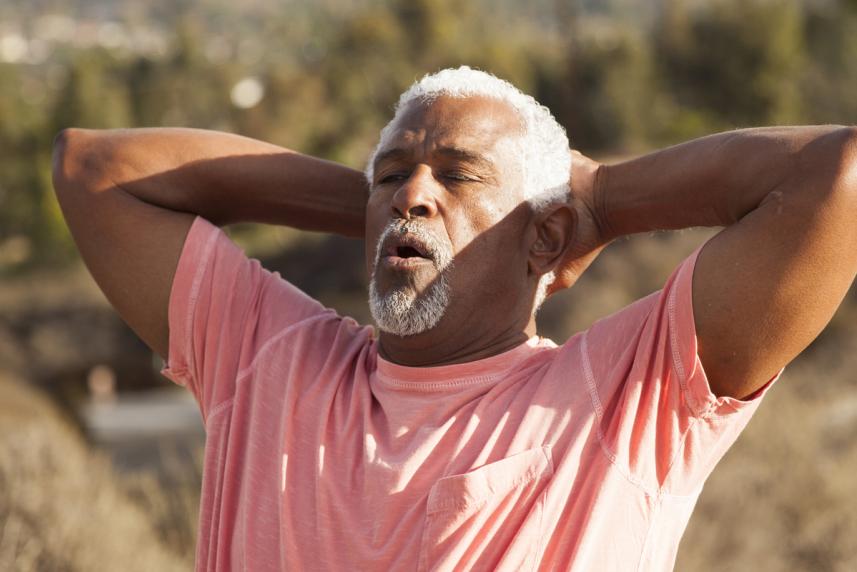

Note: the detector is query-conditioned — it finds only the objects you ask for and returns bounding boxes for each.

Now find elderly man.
[52,67,857,571]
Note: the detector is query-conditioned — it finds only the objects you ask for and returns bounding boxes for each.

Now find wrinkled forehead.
[374,95,526,170]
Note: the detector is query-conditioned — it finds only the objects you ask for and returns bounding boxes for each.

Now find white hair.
[365,66,572,210]
[366,66,572,313]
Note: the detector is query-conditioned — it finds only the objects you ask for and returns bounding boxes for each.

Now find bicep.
[693,133,857,398]
[54,134,193,359]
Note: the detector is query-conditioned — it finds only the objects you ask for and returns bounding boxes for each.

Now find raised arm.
[577,126,857,399]
[51,128,368,358]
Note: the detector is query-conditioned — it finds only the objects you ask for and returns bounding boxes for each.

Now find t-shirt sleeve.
[580,241,781,496]
[160,216,331,422]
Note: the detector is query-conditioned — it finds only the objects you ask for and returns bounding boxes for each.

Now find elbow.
[831,126,857,202]
[838,125,857,171]
[795,126,857,208]
[51,128,108,196]
[51,128,84,194]
[51,128,71,191]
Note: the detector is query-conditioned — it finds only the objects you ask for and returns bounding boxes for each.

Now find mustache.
[373,220,453,269]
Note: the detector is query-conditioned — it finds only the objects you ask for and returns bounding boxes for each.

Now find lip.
[377,227,437,271]
[380,255,434,269]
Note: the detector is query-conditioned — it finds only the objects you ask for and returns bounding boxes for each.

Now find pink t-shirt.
[161,217,777,571]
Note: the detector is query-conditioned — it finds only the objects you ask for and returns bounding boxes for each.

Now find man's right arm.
[51,128,368,359]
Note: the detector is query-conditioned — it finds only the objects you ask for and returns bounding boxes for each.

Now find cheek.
[446,203,499,252]
[364,201,388,268]
[447,207,528,289]
[448,197,522,255]
[365,192,386,223]
[446,227,516,284]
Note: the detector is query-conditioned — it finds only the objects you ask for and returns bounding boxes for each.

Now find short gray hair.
[366,66,571,312]
[365,66,572,211]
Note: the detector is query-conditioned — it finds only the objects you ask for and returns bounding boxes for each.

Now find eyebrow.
[372,146,497,176]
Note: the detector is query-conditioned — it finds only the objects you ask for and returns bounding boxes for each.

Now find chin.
[368,274,451,337]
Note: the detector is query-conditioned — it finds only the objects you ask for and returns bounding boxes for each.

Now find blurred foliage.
[3,0,857,273]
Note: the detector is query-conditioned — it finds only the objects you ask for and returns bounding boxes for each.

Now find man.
[52,67,857,571]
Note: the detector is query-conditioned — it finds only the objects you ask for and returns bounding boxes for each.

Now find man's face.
[365,95,533,338]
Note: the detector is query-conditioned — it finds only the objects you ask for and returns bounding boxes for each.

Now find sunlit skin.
[365,96,576,366]
[52,101,857,401]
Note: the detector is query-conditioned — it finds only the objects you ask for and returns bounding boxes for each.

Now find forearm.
[55,128,368,238]
[596,126,852,239]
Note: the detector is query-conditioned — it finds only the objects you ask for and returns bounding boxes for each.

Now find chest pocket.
[418,446,554,572]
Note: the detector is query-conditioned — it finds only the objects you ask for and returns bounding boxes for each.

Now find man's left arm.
[589,126,857,400]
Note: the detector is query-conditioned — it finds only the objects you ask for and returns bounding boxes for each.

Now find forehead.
[378,95,525,161]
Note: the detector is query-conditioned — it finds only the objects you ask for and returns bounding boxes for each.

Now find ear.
[527,203,576,279]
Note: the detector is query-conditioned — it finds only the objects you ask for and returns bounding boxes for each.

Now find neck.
[377,316,538,367]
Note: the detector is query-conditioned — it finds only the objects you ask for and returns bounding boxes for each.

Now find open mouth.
[379,234,434,268]
[395,245,427,259]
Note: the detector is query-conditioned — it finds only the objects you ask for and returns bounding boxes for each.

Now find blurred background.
[1,0,856,570]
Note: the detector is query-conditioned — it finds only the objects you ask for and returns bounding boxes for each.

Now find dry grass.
[0,376,194,572]
[675,338,857,571]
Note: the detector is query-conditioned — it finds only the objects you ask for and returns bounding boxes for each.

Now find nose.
[390,165,439,220]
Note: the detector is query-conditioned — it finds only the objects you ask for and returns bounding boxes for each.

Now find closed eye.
[376,170,480,185]
[377,173,409,185]
[442,172,476,182]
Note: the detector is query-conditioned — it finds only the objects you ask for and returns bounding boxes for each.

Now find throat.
[377,320,537,367]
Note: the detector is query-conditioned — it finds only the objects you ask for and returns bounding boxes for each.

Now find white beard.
[368,222,454,337]
[369,269,452,337]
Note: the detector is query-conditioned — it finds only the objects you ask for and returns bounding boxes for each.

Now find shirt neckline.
[374,335,549,388]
